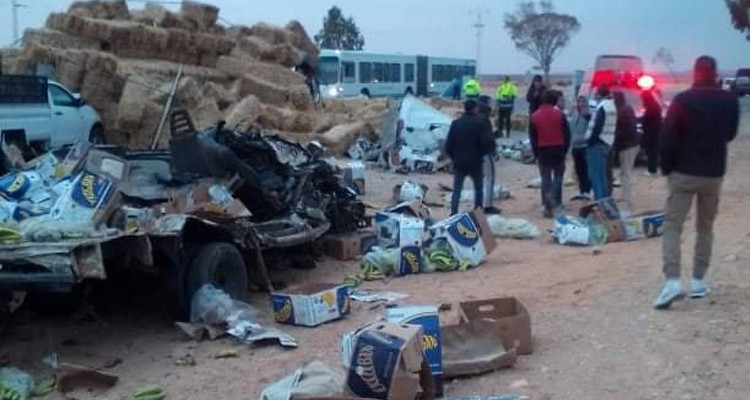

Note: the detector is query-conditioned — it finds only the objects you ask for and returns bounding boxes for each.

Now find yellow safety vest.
[463,79,482,96]
[496,82,518,100]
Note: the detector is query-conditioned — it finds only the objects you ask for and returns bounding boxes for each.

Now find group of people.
[445,56,740,310]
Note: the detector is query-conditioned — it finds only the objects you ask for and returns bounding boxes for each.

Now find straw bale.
[234,74,289,106]
[131,2,168,26]
[180,2,219,31]
[68,0,130,20]
[192,98,222,129]
[319,122,373,156]
[225,95,262,131]
[175,77,204,110]
[288,86,312,111]
[56,49,90,91]
[284,20,319,63]
[203,82,236,110]
[248,22,288,45]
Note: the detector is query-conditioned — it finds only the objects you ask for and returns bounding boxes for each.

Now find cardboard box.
[324,234,362,261]
[459,297,532,355]
[346,323,435,400]
[469,208,496,254]
[427,212,487,267]
[580,198,625,243]
[373,213,424,275]
[386,305,443,397]
[625,211,665,240]
[271,282,351,327]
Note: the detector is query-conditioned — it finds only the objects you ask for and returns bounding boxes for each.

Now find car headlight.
[429,83,435,88]
[327,87,338,97]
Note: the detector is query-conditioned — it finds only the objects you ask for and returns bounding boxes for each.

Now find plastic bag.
[0,367,34,400]
[190,284,296,347]
[361,246,399,277]
[552,215,590,246]
[259,361,344,400]
[399,180,426,202]
[19,216,95,242]
[488,215,540,239]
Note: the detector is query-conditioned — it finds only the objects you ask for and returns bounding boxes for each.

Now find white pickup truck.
[0,75,104,155]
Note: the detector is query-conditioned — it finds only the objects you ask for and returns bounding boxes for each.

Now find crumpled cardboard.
[442,319,517,378]
[579,198,625,243]
[345,323,435,400]
[458,297,532,355]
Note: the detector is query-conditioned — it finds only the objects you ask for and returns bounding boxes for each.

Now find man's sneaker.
[653,279,685,310]
[689,278,709,299]
[542,208,554,219]
[570,193,591,201]
[484,206,503,215]
[643,171,657,178]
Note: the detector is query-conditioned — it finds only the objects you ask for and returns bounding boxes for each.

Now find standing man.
[463,77,482,100]
[477,96,502,215]
[495,76,518,138]
[585,85,617,200]
[653,56,739,309]
[530,91,571,218]
[526,75,545,116]
[640,90,662,177]
[445,100,494,215]
[569,95,592,201]
[612,91,640,210]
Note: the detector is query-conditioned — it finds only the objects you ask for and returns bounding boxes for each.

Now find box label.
[386,306,443,395]
[272,295,295,325]
[347,330,405,400]
[446,214,481,247]
[398,246,422,276]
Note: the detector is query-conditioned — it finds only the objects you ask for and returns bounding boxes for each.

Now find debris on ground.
[488,215,540,240]
[213,349,239,359]
[500,141,535,164]
[442,185,511,204]
[270,282,350,327]
[551,215,591,246]
[133,385,166,400]
[395,180,429,203]
[350,290,409,303]
[0,367,34,400]
[259,361,345,400]
[57,362,119,394]
[187,284,297,347]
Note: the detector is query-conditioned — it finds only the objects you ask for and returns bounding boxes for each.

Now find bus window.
[341,61,355,83]
[391,63,401,83]
[373,63,384,83]
[359,62,372,83]
[318,56,340,85]
[383,63,391,82]
[432,65,442,82]
[405,63,415,82]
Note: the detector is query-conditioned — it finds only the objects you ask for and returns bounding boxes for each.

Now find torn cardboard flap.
[469,208,496,254]
[459,297,532,355]
[442,319,517,378]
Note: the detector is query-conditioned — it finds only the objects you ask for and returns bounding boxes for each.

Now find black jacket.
[660,84,739,177]
[445,113,494,172]
[613,105,639,153]
[640,99,662,147]
[526,85,544,115]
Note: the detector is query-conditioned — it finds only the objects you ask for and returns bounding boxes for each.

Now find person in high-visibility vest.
[463,77,482,99]
[495,76,518,138]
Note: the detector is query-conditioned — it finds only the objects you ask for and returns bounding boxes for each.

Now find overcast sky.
[2,0,748,73]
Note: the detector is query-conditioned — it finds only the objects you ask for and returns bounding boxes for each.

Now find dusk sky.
[2,0,748,73]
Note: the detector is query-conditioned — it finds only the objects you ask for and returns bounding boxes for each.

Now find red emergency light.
[637,75,656,91]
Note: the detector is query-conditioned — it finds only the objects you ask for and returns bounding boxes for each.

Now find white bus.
[317,50,476,98]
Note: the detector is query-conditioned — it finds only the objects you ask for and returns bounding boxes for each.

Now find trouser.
[571,147,591,195]
[618,146,639,209]
[538,155,565,211]
[587,142,611,201]
[451,167,483,215]
[497,108,512,138]
[662,172,723,279]
[645,138,659,174]
[482,155,495,208]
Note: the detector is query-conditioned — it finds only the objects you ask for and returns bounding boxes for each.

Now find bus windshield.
[317,57,340,85]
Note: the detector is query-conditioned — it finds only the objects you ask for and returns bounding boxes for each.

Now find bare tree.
[726,0,750,40]
[653,47,677,81]
[504,1,580,83]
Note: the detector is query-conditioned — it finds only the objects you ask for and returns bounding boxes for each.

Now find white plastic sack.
[399,180,426,202]
[488,215,540,239]
[552,215,590,246]
[259,361,345,400]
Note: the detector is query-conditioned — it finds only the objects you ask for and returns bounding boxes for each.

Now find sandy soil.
[1,99,749,400]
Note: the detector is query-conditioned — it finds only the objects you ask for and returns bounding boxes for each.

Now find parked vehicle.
[317,49,476,98]
[0,75,104,156]
[732,68,750,96]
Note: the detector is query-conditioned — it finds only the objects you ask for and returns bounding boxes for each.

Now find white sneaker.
[653,279,685,310]
[642,171,657,178]
[689,278,709,299]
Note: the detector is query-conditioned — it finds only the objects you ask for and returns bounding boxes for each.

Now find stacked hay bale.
[11,0,388,154]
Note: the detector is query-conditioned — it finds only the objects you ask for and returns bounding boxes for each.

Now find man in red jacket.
[530,91,571,218]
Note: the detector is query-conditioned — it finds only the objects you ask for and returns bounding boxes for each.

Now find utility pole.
[11,0,27,47]
[470,7,489,75]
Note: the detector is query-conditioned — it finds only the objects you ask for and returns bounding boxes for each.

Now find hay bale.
[192,98,222,129]
[319,122,372,156]
[217,55,304,86]
[263,43,300,67]
[256,104,285,131]
[234,74,289,106]
[284,20,319,64]
[132,101,162,148]
[80,52,124,111]
[248,22,288,45]
[116,80,151,133]
[56,49,90,91]
[225,95,262,131]
[160,11,197,31]
[68,0,130,20]
[131,2,168,25]
[203,82,236,110]
[288,86,312,111]
[175,77,203,110]
[234,36,272,60]
[22,28,100,50]
[312,113,335,133]
[180,1,219,31]
[291,112,316,133]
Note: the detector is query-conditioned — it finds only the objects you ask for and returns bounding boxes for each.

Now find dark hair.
[596,85,611,98]
[542,90,558,105]
[613,91,627,108]
[464,99,478,113]
[694,55,718,83]
[532,74,543,83]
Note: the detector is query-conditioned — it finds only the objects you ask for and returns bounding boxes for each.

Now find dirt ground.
[2,99,749,400]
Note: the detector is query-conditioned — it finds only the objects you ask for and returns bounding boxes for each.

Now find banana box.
[386,305,443,397]
[427,212,487,267]
[271,282,350,327]
[346,322,435,400]
[397,217,424,276]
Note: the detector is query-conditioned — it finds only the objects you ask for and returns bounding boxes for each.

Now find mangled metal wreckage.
[0,110,365,314]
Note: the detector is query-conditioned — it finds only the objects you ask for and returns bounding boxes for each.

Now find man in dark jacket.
[477,96,502,214]
[446,100,494,215]
[640,90,662,177]
[612,91,640,210]
[653,56,740,310]
[530,90,571,217]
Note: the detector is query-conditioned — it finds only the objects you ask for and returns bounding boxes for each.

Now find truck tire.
[185,242,247,305]
[89,124,105,145]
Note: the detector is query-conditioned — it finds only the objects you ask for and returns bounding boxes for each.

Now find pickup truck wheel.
[89,125,106,145]
[185,243,248,306]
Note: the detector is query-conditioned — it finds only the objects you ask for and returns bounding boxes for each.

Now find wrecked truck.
[0,110,365,317]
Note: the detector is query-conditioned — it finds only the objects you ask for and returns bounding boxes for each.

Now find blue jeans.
[587,142,611,200]
[537,152,566,211]
[451,168,483,215]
